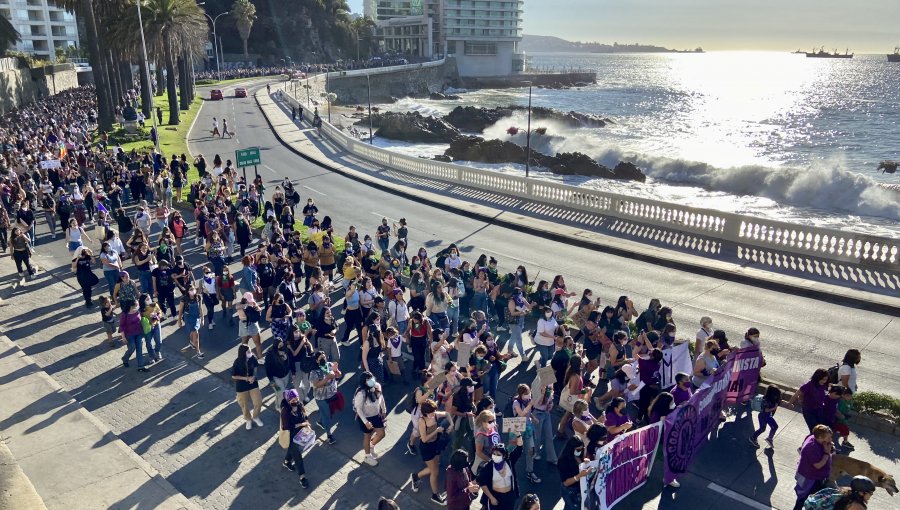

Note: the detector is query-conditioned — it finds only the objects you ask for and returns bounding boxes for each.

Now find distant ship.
[805,47,853,59]
[888,47,900,62]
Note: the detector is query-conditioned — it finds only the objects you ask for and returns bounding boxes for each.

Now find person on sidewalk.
[353,371,387,467]
[309,350,340,445]
[749,385,781,449]
[71,247,99,308]
[119,300,149,372]
[792,424,834,510]
[10,227,36,278]
[279,389,311,489]
[177,285,205,359]
[232,344,264,431]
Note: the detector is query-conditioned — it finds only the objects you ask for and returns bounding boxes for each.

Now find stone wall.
[0,61,80,115]
[325,58,458,105]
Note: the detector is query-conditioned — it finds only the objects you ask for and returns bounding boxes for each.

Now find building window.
[464,41,497,55]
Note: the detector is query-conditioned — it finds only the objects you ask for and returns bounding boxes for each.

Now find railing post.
[723,216,741,242]
[526,180,533,197]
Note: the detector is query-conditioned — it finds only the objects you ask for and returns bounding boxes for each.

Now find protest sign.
[39,159,60,169]
[456,342,473,367]
[582,422,663,510]
[502,417,527,434]
[662,358,733,485]
[724,345,763,405]
[659,341,693,389]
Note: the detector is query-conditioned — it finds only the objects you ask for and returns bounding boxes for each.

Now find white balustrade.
[274,83,899,268]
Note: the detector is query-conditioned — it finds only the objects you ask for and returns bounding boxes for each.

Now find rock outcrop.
[443,106,607,133]
[429,92,462,100]
[359,111,460,143]
[443,136,645,181]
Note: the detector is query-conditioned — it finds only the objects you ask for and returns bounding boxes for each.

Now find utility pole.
[367,73,373,144]
[525,81,532,178]
[136,0,159,151]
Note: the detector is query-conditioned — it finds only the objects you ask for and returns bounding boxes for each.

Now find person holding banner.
[557,437,591,510]
[604,397,633,441]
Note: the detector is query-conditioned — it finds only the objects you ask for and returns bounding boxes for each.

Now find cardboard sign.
[39,159,60,169]
[456,342,473,366]
[425,371,446,390]
[387,360,402,376]
[503,417,527,434]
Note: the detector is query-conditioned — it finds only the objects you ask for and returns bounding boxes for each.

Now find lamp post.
[524,81,533,178]
[203,10,230,80]
[135,0,159,151]
[367,73,373,144]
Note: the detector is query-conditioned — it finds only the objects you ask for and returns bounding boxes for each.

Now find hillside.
[522,34,703,54]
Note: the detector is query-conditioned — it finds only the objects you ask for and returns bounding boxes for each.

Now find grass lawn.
[114,93,203,160]
[195,76,275,87]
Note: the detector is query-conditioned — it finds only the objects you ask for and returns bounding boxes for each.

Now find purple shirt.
[604,410,631,440]
[797,435,831,480]
[638,357,661,386]
[672,386,693,406]
[799,381,827,412]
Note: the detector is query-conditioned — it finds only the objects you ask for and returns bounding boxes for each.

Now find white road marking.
[303,185,326,196]
[262,164,278,174]
[370,212,395,222]
[707,483,775,510]
[479,247,542,268]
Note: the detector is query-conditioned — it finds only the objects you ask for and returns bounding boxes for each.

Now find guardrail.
[277,83,899,268]
[321,58,447,80]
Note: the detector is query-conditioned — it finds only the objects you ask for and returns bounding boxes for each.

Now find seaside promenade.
[0,78,897,510]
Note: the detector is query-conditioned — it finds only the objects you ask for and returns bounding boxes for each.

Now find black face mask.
[711,348,720,357]
[318,358,326,367]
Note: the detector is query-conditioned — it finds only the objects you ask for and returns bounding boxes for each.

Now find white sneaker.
[667,480,680,488]
[370,445,378,458]
[364,454,378,466]
[253,417,264,427]
[245,420,253,430]
[208,322,215,330]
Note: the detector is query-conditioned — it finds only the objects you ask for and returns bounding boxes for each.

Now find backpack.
[803,487,842,510]
[827,363,840,385]
[140,316,151,335]
[58,199,73,216]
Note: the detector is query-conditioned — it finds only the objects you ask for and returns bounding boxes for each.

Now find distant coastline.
[522,34,703,54]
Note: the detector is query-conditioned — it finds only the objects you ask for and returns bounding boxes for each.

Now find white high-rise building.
[364,0,523,77]
[0,0,78,62]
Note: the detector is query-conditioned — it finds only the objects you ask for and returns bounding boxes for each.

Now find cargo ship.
[805,47,853,59]
[888,47,900,62]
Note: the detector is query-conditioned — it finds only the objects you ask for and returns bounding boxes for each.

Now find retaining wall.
[0,60,79,114]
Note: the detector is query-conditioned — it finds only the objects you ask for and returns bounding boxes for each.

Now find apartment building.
[365,0,523,77]
[0,0,78,62]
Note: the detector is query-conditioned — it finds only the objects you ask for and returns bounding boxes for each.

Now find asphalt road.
[194,81,900,400]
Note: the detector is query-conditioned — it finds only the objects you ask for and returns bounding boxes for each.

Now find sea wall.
[324,58,458,105]
[457,71,596,89]
[0,59,79,114]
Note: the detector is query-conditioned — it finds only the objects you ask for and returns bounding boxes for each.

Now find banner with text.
[662,358,733,485]
[724,345,763,406]
[659,341,693,389]
[581,422,663,510]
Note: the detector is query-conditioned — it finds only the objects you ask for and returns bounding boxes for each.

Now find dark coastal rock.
[433,154,453,162]
[430,92,462,100]
[613,162,647,182]
[359,111,460,143]
[443,105,606,133]
[443,137,642,181]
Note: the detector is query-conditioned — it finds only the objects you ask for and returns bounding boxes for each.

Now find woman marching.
[177,284,205,358]
[280,389,312,489]
[353,371,387,467]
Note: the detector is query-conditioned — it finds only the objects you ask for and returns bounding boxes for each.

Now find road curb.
[251,84,900,316]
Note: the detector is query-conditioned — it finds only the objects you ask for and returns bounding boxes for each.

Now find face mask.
[749,336,759,343]
[467,386,474,395]
[451,253,457,258]
[366,378,376,388]
[491,454,504,464]
[669,401,676,410]
[245,350,253,359]
[574,449,583,457]
[318,358,327,368]
[476,356,484,362]
[711,349,720,356]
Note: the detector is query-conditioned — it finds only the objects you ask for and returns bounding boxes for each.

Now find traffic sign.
[235,147,261,168]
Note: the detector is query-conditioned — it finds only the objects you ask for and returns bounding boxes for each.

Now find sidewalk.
[0,333,196,510]
[256,86,900,314]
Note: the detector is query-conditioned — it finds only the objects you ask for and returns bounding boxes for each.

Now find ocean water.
[372,52,900,237]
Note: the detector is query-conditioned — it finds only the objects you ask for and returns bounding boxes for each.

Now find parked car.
[210,89,223,100]
[234,87,247,98]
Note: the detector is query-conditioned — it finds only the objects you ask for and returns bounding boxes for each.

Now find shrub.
[195,79,218,85]
[853,391,900,425]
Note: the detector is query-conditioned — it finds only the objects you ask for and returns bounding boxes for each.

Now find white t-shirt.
[696,327,712,343]
[387,335,403,358]
[534,318,557,347]
[387,300,410,323]
[100,250,121,271]
[837,364,857,393]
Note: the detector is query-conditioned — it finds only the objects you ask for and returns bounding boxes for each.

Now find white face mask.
[491,454,504,464]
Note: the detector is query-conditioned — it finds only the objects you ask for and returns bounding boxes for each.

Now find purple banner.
[662,358,733,485]
[582,422,663,510]
[724,345,763,406]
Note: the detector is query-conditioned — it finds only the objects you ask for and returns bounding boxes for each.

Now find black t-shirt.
[172,263,193,291]
[152,267,175,290]
[16,208,34,226]
[232,356,259,392]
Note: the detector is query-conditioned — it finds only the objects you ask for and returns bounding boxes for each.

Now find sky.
[347,0,900,52]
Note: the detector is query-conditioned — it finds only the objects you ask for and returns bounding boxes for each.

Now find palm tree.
[49,0,115,131]
[231,0,257,58]
[0,15,21,53]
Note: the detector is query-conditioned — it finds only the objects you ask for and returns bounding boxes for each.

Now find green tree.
[0,15,21,53]
[231,0,257,58]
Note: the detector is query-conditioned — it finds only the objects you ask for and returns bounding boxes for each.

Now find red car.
[210,89,223,100]
[234,87,247,98]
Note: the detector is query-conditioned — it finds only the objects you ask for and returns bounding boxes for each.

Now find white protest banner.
[583,421,663,510]
[659,341,692,389]
[40,159,61,169]
[502,417,527,434]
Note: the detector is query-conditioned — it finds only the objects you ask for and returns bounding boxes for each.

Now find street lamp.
[524,81,532,178]
[367,73,373,144]
[135,0,159,151]
[203,9,230,80]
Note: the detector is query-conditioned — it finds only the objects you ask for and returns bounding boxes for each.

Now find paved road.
[0,81,896,510]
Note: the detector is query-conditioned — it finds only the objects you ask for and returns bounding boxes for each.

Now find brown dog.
[830,455,897,496]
